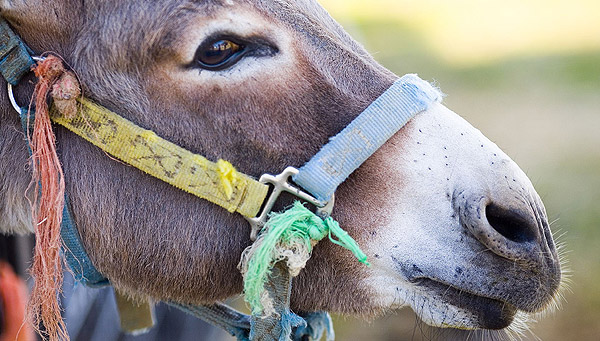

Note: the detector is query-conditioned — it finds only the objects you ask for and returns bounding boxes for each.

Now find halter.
[0,18,442,340]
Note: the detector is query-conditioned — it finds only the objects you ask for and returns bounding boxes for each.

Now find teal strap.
[167,302,251,341]
[293,74,442,202]
[61,196,110,287]
[249,262,303,341]
[0,18,34,85]
[294,312,334,341]
[169,297,332,341]
[172,262,308,341]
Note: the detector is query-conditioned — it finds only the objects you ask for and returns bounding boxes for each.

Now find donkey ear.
[0,0,83,54]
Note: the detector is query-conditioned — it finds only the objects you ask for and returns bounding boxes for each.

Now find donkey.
[0,0,561,337]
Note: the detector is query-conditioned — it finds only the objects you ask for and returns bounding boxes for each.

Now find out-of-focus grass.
[322,0,600,65]
[318,1,600,340]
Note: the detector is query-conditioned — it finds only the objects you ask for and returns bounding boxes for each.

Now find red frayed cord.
[27,55,79,341]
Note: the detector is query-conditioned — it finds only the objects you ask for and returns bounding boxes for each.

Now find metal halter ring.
[246,167,334,241]
[7,55,45,114]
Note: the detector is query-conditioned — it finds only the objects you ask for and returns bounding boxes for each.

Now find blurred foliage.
[321,0,600,65]
[319,0,600,340]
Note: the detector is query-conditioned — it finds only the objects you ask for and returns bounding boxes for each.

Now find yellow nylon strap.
[51,98,269,218]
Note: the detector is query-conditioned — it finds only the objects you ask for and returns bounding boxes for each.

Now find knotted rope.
[239,201,370,317]
[27,55,80,341]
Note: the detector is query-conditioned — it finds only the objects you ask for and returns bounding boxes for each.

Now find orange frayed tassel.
[27,55,78,341]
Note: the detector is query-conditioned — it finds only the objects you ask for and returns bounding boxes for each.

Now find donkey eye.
[195,39,245,70]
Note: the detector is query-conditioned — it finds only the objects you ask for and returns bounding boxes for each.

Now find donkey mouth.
[415,278,517,330]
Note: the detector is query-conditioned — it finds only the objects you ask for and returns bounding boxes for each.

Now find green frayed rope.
[241,201,370,316]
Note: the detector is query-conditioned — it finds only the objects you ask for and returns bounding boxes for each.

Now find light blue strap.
[293,74,442,202]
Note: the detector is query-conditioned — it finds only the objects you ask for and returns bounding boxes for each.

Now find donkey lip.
[416,278,517,330]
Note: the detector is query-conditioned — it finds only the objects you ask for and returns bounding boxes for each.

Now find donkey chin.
[339,101,563,331]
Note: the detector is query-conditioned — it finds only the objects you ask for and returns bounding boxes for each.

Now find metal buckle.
[246,167,334,241]
[7,56,44,114]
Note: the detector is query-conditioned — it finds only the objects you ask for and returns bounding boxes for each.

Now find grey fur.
[0,0,561,323]
[0,0,394,314]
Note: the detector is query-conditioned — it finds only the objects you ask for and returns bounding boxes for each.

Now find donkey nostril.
[485,204,537,243]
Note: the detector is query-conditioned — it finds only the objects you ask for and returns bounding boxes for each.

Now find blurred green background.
[318,0,600,340]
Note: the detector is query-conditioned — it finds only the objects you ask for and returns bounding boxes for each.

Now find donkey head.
[1,0,561,332]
